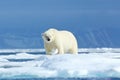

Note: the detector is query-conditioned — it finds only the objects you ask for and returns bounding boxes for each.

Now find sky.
[0,0,120,29]
[0,0,120,48]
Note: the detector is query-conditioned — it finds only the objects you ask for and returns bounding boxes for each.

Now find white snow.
[0,48,120,78]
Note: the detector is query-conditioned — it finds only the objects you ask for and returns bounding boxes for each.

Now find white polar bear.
[42,28,78,55]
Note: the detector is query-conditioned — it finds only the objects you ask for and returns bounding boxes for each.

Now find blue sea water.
[0,0,120,49]
[0,78,120,80]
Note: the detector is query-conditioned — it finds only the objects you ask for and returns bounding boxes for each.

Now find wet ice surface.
[0,48,120,79]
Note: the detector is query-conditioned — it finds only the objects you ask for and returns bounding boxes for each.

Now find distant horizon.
[0,0,120,48]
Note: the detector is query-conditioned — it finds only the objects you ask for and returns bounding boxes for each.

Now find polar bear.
[42,28,78,55]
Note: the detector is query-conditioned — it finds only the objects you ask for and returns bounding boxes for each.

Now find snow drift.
[0,48,120,78]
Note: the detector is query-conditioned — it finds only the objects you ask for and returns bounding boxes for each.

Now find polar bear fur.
[42,28,78,55]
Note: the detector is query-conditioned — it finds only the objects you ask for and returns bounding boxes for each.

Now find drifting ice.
[0,48,120,78]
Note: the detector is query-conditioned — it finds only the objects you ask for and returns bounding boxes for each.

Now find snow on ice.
[0,48,120,78]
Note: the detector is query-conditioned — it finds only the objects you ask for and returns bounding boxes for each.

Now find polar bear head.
[42,28,57,43]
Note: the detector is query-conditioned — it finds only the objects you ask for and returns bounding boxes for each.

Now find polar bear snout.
[42,33,52,43]
[45,35,50,42]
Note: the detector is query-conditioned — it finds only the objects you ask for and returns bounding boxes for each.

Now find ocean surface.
[0,48,120,80]
[0,0,120,48]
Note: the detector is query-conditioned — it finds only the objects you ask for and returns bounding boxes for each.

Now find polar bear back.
[58,31,78,53]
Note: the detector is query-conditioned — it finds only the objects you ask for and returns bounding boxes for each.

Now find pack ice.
[0,48,120,78]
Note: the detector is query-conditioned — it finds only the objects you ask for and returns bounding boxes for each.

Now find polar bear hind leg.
[69,47,78,54]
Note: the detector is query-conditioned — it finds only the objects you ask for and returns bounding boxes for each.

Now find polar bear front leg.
[44,45,51,55]
[45,48,51,55]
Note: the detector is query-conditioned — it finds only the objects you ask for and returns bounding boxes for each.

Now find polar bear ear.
[49,28,58,34]
[49,28,58,31]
